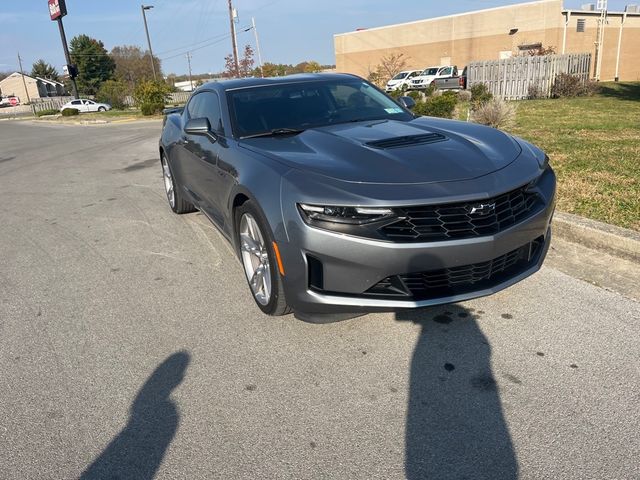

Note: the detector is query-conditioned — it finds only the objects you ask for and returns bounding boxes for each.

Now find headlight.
[298,204,394,225]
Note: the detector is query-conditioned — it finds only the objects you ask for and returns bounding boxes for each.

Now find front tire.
[98,106,106,112]
[161,152,196,214]
[235,201,290,316]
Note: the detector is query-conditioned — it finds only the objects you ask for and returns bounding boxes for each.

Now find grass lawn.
[507,82,640,231]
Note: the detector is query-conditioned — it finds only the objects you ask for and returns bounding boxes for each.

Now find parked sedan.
[60,99,111,113]
[159,74,555,322]
[385,70,422,92]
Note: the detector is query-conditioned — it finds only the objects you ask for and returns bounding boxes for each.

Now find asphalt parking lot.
[1,120,638,480]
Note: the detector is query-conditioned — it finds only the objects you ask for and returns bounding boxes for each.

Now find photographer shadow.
[80,351,190,480]
[396,306,517,480]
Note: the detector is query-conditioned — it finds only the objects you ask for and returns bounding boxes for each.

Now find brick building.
[334,0,640,81]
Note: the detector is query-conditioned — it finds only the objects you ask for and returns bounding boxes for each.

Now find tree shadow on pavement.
[80,351,191,480]
[396,305,517,480]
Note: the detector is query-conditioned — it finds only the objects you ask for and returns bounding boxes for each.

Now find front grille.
[366,133,447,149]
[366,237,544,301]
[380,185,542,242]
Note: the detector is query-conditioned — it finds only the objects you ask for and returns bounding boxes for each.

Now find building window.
[577,19,586,32]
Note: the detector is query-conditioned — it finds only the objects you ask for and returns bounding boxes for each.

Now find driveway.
[1,121,638,479]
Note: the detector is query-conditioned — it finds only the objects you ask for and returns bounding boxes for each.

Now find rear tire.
[161,152,196,214]
[235,200,291,316]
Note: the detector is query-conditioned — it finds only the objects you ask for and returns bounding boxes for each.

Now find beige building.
[334,0,640,82]
[0,72,66,102]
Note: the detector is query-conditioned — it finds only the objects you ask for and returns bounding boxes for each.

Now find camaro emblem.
[468,203,496,216]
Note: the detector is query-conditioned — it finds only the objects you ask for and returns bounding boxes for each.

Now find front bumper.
[277,170,556,317]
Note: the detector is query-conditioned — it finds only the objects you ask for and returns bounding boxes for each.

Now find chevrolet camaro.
[159,74,555,322]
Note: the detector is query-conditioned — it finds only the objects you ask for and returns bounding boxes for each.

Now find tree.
[96,79,128,109]
[224,45,255,78]
[69,34,116,95]
[375,53,408,83]
[253,62,291,77]
[110,45,161,90]
[239,45,255,77]
[31,60,59,81]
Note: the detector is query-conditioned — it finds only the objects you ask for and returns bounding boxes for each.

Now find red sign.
[9,97,18,106]
[48,0,67,21]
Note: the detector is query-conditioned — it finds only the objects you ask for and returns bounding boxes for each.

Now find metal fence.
[467,53,592,100]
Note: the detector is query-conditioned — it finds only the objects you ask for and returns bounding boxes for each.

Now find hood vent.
[366,133,447,149]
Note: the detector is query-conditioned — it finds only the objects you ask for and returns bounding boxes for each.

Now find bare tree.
[375,53,408,83]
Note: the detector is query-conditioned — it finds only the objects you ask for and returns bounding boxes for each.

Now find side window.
[71,100,81,105]
[198,92,223,133]
[440,67,452,76]
[186,94,204,119]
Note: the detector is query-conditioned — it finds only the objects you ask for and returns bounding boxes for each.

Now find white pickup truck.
[408,65,458,90]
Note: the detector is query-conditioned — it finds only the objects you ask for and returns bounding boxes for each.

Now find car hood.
[239,118,522,185]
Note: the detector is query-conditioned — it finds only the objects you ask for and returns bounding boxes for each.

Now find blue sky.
[0,0,631,76]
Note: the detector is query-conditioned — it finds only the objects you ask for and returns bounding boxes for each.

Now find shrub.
[470,83,493,108]
[61,108,79,116]
[413,94,458,119]
[471,98,516,129]
[133,80,171,116]
[457,89,472,102]
[36,108,60,117]
[96,79,128,109]
[528,84,546,99]
[407,90,424,102]
[140,102,165,116]
[551,73,600,98]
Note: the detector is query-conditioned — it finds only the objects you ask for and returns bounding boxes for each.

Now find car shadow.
[80,351,190,480]
[396,305,517,480]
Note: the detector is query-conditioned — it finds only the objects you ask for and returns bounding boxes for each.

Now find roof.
[0,72,63,85]
[204,73,359,91]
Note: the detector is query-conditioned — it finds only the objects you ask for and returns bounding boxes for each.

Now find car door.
[84,100,97,112]
[70,99,83,111]
[180,90,226,225]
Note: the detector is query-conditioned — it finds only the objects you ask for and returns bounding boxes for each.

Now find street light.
[141,4,157,81]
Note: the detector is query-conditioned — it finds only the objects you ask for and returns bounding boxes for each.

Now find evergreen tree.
[69,34,115,95]
[31,60,60,81]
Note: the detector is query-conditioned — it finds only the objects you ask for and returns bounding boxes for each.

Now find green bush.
[140,102,165,116]
[133,80,171,116]
[407,90,423,101]
[470,83,493,108]
[36,109,60,117]
[61,108,79,116]
[96,79,128,109]
[413,94,458,119]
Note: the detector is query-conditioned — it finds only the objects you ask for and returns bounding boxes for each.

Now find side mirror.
[184,117,212,136]
[398,96,416,110]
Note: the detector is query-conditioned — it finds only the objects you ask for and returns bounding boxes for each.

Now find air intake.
[365,133,447,149]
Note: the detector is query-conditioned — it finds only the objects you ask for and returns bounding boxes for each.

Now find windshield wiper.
[240,128,305,139]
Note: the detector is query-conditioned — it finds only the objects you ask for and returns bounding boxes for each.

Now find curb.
[552,212,640,263]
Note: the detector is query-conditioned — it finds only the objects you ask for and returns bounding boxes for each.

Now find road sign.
[9,97,18,106]
[49,0,67,21]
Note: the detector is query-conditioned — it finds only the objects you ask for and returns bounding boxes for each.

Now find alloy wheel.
[239,213,272,305]
[161,156,175,209]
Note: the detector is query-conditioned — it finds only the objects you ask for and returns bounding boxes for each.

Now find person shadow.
[396,305,518,480]
[80,351,191,480]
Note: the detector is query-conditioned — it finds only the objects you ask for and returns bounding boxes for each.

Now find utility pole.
[186,52,194,91]
[17,52,32,106]
[227,0,240,77]
[252,17,264,77]
[141,5,157,81]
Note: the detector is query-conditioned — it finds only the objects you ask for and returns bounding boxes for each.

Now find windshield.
[391,72,408,80]
[420,68,439,76]
[228,79,413,138]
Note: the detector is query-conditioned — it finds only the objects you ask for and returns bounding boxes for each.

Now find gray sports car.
[159,74,555,322]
